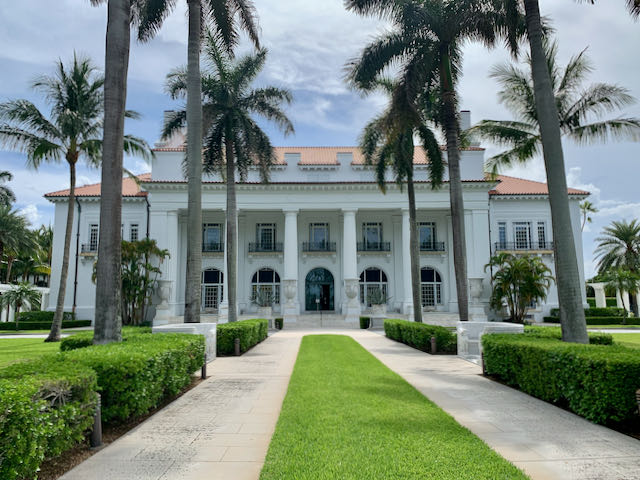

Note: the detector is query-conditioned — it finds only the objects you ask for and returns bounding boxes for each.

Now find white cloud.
[19,204,41,225]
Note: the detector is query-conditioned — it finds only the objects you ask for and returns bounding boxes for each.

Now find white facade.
[46,138,589,324]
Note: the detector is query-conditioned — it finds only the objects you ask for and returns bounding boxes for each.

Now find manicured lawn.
[0,338,61,367]
[587,324,640,330]
[612,333,640,348]
[0,329,85,335]
[260,335,528,480]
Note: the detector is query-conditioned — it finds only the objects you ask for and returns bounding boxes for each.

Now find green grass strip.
[260,335,528,480]
[611,332,640,348]
[0,338,60,367]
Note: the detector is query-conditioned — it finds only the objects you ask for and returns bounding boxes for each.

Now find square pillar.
[401,209,414,316]
[151,209,179,323]
[592,283,606,308]
[283,209,300,323]
[341,208,360,319]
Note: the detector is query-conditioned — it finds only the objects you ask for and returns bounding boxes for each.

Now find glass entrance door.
[305,268,334,311]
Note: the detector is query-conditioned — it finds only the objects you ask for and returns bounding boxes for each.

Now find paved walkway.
[60,329,640,480]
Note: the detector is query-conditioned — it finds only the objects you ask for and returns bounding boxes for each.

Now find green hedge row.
[16,311,76,322]
[0,319,91,331]
[586,298,619,308]
[217,319,268,355]
[543,316,640,325]
[384,319,457,354]
[524,326,612,345]
[482,334,640,424]
[0,358,97,480]
[549,307,625,317]
[60,326,152,351]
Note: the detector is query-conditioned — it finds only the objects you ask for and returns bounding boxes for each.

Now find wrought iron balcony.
[202,242,224,252]
[248,242,283,253]
[81,243,98,254]
[420,241,446,252]
[494,241,554,252]
[357,241,391,252]
[302,241,336,252]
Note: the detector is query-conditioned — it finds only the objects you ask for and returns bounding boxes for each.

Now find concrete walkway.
[60,329,640,480]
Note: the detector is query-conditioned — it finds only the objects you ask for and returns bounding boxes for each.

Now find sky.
[0,1,638,279]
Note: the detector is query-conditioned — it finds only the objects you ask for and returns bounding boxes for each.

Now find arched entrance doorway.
[305,268,334,311]
[201,268,223,312]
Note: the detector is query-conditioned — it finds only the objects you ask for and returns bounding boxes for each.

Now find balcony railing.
[420,241,446,252]
[81,244,98,254]
[494,241,554,252]
[302,241,336,252]
[248,242,283,253]
[202,242,224,252]
[357,241,391,252]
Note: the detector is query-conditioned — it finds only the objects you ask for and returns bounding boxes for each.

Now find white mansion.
[46,112,589,325]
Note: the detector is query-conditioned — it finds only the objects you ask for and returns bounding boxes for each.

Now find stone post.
[342,208,360,321]
[591,283,606,308]
[401,209,414,317]
[283,209,300,323]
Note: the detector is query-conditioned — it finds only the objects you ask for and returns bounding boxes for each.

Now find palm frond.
[136,0,178,42]
[568,118,640,145]
[416,123,443,188]
[123,134,154,160]
[0,125,64,167]
[0,100,62,140]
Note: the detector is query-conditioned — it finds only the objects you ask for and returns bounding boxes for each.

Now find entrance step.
[284,314,359,329]
[421,312,460,327]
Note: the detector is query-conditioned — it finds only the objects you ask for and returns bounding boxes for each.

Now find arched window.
[359,267,388,307]
[251,268,281,304]
[201,268,223,311]
[420,267,442,307]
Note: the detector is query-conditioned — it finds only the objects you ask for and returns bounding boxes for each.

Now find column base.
[153,308,172,326]
[469,303,488,322]
[341,278,361,317]
[218,301,229,323]
[401,302,414,316]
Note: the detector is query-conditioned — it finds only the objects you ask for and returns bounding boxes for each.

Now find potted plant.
[367,287,388,316]
[252,288,275,319]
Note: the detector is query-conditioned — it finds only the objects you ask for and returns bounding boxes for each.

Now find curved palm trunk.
[184,0,203,323]
[407,174,422,323]
[46,162,76,342]
[94,0,131,344]
[523,0,588,344]
[440,54,469,322]
[225,135,237,323]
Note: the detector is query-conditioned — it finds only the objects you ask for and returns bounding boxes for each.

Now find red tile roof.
[490,175,589,196]
[45,173,151,198]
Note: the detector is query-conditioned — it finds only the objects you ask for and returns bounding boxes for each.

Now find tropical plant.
[136,0,260,325]
[347,0,519,322]
[164,34,294,323]
[251,288,275,308]
[594,219,640,274]
[356,79,443,322]
[0,54,151,342]
[580,200,598,231]
[0,283,41,328]
[485,252,554,324]
[471,40,640,175]
[0,171,15,207]
[366,286,389,306]
[0,206,30,279]
[602,268,639,320]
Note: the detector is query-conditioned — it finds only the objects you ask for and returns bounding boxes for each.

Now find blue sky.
[0,1,638,278]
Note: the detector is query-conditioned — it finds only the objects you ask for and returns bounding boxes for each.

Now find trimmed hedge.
[384,319,457,354]
[482,334,640,424]
[217,319,268,355]
[359,316,370,329]
[543,316,640,325]
[550,307,625,317]
[524,326,613,345]
[16,311,75,322]
[60,326,152,351]
[0,356,97,480]
[0,319,91,331]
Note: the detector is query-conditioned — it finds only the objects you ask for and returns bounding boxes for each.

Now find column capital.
[341,208,358,215]
[283,208,299,215]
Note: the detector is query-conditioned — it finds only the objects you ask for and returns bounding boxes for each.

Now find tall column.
[342,208,360,319]
[592,283,606,308]
[166,211,179,315]
[401,209,414,317]
[152,209,178,325]
[283,208,300,322]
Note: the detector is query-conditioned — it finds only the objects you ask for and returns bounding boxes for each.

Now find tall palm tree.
[0,283,41,325]
[0,54,150,342]
[137,0,260,324]
[357,79,444,322]
[4,229,38,283]
[471,40,640,175]
[163,34,294,323]
[0,206,29,279]
[594,219,640,274]
[0,171,15,207]
[580,200,598,231]
[347,0,518,322]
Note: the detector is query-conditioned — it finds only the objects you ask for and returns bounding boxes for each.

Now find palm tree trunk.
[523,0,588,344]
[225,134,237,322]
[46,162,75,342]
[407,173,422,323]
[94,0,131,344]
[5,256,14,283]
[440,53,469,322]
[184,0,203,323]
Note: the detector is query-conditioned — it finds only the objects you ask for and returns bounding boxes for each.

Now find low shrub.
[549,307,625,317]
[384,319,457,354]
[217,319,268,355]
[0,319,91,331]
[543,316,640,325]
[63,333,204,423]
[359,316,370,329]
[274,318,283,330]
[587,298,595,308]
[60,326,152,351]
[16,311,75,322]
[524,326,613,345]
[482,333,640,424]
[0,356,97,480]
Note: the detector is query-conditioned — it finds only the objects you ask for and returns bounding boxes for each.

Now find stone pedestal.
[468,277,488,322]
[153,280,173,326]
[342,278,360,321]
[282,279,299,324]
[457,321,523,360]
[153,322,217,361]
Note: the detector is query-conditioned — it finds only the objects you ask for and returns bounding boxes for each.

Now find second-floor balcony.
[248,242,283,253]
[357,241,391,252]
[302,241,336,252]
[494,241,554,252]
[203,242,224,253]
[81,244,98,254]
[420,241,446,252]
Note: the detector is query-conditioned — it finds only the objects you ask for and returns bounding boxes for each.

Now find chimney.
[460,110,471,131]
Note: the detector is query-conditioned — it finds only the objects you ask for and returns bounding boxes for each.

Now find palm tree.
[594,219,640,274]
[347,0,518,322]
[0,171,15,207]
[580,200,598,231]
[4,229,38,284]
[0,206,29,279]
[603,268,639,320]
[137,0,260,324]
[0,54,150,342]
[163,34,294,323]
[471,40,640,175]
[0,283,41,327]
[357,79,444,322]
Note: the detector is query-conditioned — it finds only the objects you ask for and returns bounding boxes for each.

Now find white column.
[283,208,300,322]
[401,209,414,317]
[218,211,232,322]
[341,208,360,319]
[592,283,606,308]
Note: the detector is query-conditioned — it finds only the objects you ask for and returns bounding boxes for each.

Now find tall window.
[203,223,223,251]
[130,223,139,242]
[201,268,223,310]
[421,267,442,307]
[359,267,388,307]
[89,224,99,252]
[363,222,383,248]
[537,222,547,248]
[256,223,276,248]
[497,222,507,248]
[419,222,436,249]
[309,223,329,247]
[251,268,281,304]
[513,222,532,249]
